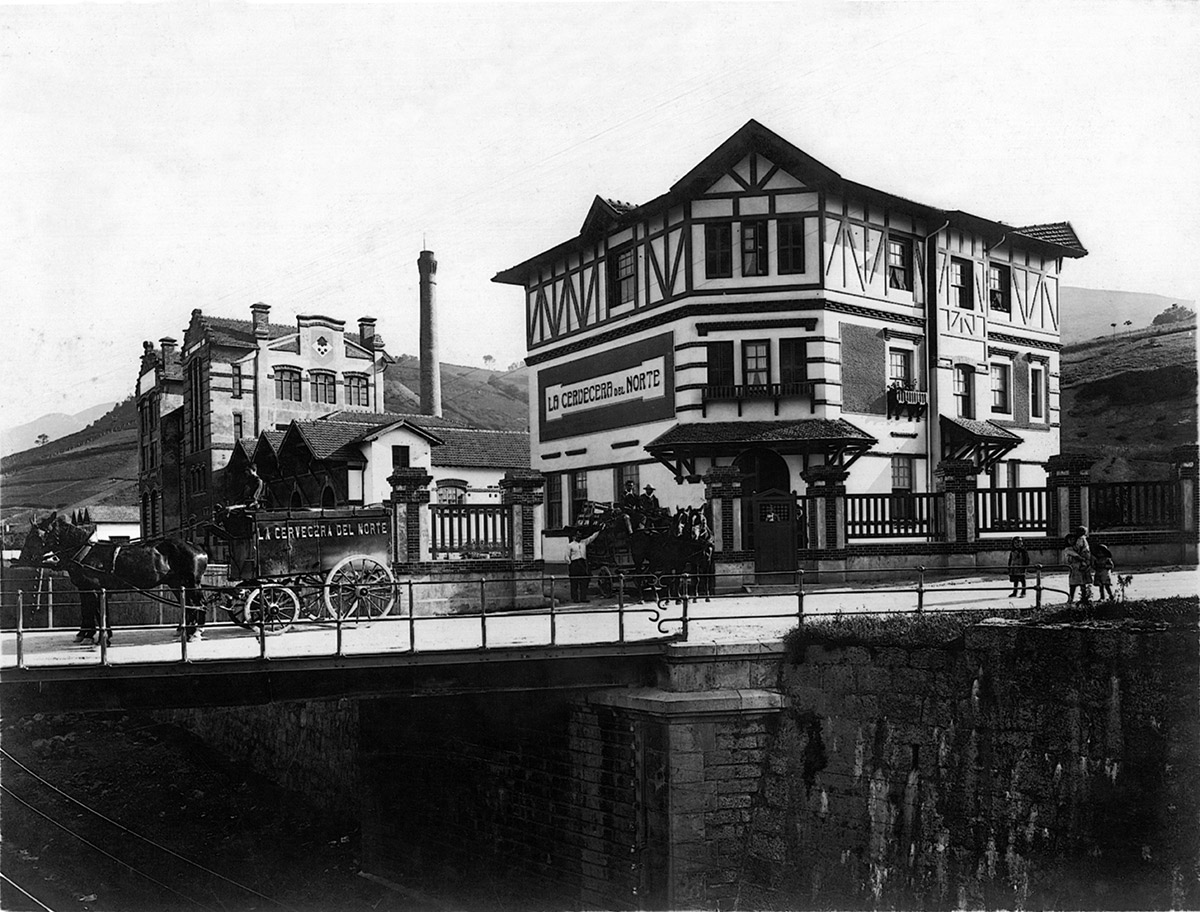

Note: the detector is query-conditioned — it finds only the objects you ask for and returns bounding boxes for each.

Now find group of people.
[1006,526,1117,604]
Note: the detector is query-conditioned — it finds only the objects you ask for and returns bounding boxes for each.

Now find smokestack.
[251,302,270,339]
[418,250,442,417]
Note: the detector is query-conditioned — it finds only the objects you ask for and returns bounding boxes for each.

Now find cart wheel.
[244,584,301,635]
[325,556,396,620]
[296,575,327,620]
[596,566,615,598]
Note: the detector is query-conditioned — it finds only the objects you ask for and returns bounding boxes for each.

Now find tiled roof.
[428,428,531,469]
[198,315,377,352]
[1011,222,1088,255]
[290,421,368,460]
[319,410,474,431]
[648,419,875,448]
[942,416,1022,441]
[604,198,637,213]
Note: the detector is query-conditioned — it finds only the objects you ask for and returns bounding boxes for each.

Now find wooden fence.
[976,488,1049,534]
[430,504,512,559]
[1089,481,1179,531]
[845,493,943,539]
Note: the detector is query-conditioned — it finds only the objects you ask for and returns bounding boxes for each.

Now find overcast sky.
[2,1,1197,431]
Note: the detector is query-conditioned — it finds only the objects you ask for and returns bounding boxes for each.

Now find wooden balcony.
[702,380,816,416]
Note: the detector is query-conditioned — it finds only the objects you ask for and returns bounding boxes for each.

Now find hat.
[644,484,655,492]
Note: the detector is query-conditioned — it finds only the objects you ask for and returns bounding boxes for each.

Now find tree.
[35,433,49,446]
[507,361,525,372]
[483,354,495,369]
[1152,303,1196,326]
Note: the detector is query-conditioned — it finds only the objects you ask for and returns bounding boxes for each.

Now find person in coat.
[1064,528,1093,606]
[1092,537,1116,601]
[1007,536,1030,598]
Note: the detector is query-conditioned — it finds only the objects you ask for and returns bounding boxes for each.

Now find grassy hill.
[1059,287,1195,345]
[1059,318,1197,480]
[0,361,530,526]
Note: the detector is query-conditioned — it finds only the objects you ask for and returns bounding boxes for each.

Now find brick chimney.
[358,316,377,349]
[159,337,178,372]
[418,250,442,417]
[251,302,270,339]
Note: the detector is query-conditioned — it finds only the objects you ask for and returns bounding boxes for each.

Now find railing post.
[335,592,345,657]
[16,590,25,670]
[99,590,110,666]
[1034,564,1043,611]
[916,566,925,613]
[408,579,416,652]
[180,599,190,663]
[257,585,267,661]
[480,578,488,649]
[618,573,626,642]
[680,580,689,640]
[549,576,557,646]
[796,569,804,625]
[47,573,54,628]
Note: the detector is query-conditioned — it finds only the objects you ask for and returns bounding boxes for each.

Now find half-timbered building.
[493,119,1087,554]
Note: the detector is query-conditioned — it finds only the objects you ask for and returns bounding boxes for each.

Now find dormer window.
[608,244,636,306]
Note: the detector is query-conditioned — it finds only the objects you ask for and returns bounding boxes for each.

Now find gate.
[751,489,799,583]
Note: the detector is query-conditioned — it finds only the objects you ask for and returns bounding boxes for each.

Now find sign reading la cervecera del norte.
[256,519,389,542]
[544,356,667,422]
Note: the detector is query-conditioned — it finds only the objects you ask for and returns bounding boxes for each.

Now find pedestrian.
[567,527,602,603]
[1007,536,1029,598]
[1092,537,1115,601]
[1064,529,1093,606]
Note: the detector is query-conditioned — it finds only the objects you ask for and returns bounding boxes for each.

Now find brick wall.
[840,323,887,415]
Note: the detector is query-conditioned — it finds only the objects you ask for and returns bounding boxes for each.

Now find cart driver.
[227,464,266,513]
[639,485,662,526]
[620,480,642,534]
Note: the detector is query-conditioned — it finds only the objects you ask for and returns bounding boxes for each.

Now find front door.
[752,488,798,583]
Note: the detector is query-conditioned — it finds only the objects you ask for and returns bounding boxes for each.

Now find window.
[344,374,370,407]
[742,341,770,387]
[780,338,807,385]
[887,238,912,291]
[777,219,806,274]
[1030,364,1046,420]
[954,365,974,419]
[741,220,767,277]
[991,361,1012,414]
[614,464,640,498]
[891,455,915,521]
[951,258,973,309]
[707,341,735,388]
[546,473,563,529]
[438,482,466,505]
[608,244,636,306]
[391,445,410,470]
[569,471,588,524]
[186,358,204,453]
[347,467,364,504]
[149,490,159,536]
[311,371,337,405]
[233,412,244,440]
[888,348,913,386]
[705,223,732,278]
[989,263,1011,313]
[231,363,243,399]
[275,368,302,402]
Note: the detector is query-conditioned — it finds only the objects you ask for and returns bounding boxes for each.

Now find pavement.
[2,565,1195,672]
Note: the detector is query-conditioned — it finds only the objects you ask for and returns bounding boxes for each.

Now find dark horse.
[626,505,715,605]
[18,513,209,644]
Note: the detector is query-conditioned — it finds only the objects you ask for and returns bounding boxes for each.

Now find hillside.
[0,361,530,524]
[1,401,119,457]
[1059,319,1198,480]
[1059,286,1195,345]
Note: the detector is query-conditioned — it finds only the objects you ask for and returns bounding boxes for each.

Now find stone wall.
[734,619,1200,909]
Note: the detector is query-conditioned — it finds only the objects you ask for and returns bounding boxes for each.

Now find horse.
[626,505,714,605]
[18,513,210,644]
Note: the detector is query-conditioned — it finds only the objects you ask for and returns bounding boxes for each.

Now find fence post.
[796,569,804,625]
[99,590,110,667]
[16,590,24,670]
[408,579,416,652]
[618,573,626,642]
[934,460,978,543]
[916,566,925,614]
[1044,455,1095,539]
[1034,564,1043,611]
[549,576,557,646]
[480,578,488,650]
[47,573,54,628]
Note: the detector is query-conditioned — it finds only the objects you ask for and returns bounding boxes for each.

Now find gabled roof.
[493,118,1087,284]
[648,418,875,448]
[318,410,474,432]
[428,427,530,469]
[189,313,387,355]
[286,421,368,461]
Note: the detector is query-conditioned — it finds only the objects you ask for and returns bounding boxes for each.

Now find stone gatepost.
[388,467,433,564]
[1172,445,1199,562]
[800,464,849,551]
[1044,454,1094,540]
[703,465,744,553]
[499,469,545,562]
[934,459,979,543]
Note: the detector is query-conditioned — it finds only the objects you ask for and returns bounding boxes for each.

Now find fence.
[430,504,512,559]
[845,493,942,539]
[976,487,1049,534]
[1089,481,1179,531]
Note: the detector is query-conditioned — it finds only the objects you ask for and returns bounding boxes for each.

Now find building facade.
[494,120,1086,554]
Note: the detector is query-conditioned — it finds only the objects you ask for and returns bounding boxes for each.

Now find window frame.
[954,365,975,419]
[614,464,640,499]
[742,339,770,387]
[391,445,410,470]
[344,373,370,408]
[779,338,807,385]
[707,341,735,388]
[990,360,1013,415]
[231,363,243,399]
[274,367,302,403]
[741,219,768,277]
[988,263,1012,313]
[704,223,733,278]
[777,218,806,275]
[569,470,588,525]
[545,473,563,530]
[888,347,913,386]
[1030,363,1046,421]
[607,243,637,308]
[887,237,913,292]
[951,257,974,310]
[311,370,337,405]
[232,412,244,441]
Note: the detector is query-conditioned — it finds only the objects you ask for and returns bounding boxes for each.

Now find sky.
[2,1,1198,432]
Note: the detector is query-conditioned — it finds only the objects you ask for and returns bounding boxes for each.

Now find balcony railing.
[886,385,929,420]
[702,380,815,416]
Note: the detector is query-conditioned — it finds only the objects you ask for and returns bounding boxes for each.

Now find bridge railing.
[429,504,512,559]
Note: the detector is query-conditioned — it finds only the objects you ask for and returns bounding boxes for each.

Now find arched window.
[149,490,159,536]
[275,368,302,402]
[437,479,468,505]
[311,371,337,405]
[344,373,370,407]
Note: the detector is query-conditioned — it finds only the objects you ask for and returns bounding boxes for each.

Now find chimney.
[160,337,178,372]
[418,250,442,417]
[140,341,157,374]
[251,302,270,339]
[358,316,377,349]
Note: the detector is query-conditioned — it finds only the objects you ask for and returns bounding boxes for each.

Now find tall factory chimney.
[418,249,442,417]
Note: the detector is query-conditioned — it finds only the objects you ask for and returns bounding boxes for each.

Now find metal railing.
[845,493,943,539]
[976,487,1049,534]
[702,380,815,401]
[1089,481,1179,531]
[430,504,512,559]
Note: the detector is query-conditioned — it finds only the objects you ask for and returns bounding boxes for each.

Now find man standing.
[567,527,602,603]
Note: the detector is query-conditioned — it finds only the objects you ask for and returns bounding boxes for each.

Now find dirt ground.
[0,711,442,912]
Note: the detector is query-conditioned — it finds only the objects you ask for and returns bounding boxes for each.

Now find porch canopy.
[940,415,1022,471]
[646,419,877,481]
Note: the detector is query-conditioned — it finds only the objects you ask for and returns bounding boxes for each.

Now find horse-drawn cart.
[220,507,396,634]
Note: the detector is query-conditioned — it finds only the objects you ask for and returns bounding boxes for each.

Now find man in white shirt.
[567,528,602,602]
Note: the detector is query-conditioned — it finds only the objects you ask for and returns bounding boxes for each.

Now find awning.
[940,416,1022,471]
[645,419,877,481]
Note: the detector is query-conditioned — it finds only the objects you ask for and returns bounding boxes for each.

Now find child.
[1065,529,1093,606]
[1007,536,1029,598]
[1092,537,1115,601]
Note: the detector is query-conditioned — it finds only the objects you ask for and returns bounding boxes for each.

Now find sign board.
[537,333,675,442]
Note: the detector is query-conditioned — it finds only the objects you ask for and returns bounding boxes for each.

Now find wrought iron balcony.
[702,380,816,416]
[886,384,928,420]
